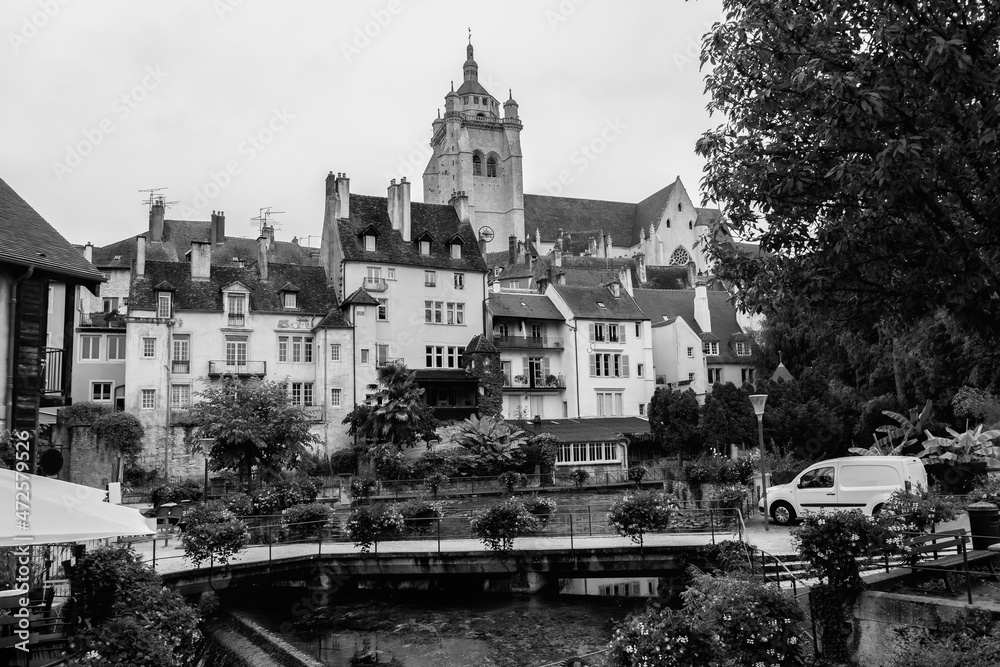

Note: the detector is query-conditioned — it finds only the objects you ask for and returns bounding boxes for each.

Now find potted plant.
[513,374,528,386]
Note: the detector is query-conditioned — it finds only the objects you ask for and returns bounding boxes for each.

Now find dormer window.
[597,301,607,309]
[225,293,248,327]
[610,284,621,297]
[450,240,462,259]
[283,292,297,309]
[420,240,431,255]
[157,293,172,319]
[364,234,376,251]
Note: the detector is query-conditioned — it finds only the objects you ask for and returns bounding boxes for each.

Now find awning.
[0,469,154,546]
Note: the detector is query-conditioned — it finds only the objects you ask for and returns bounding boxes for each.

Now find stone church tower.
[423,42,525,252]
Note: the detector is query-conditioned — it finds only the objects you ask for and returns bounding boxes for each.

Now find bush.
[684,464,712,485]
[347,503,403,552]
[424,472,449,497]
[150,479,203,507]
[569,467,590,488]
[607,604,720,667]
[371,444,416,480]
[627,465,648,486]
[282,502,333,539]
[607,491,673,548]
[520,496,556,526]
[882,484,958,532]
[329,448,358,475]
[122,463,159,488]
[969,476,1000,506]
[498,471,527,494]
[470,498,539,553]
[398,498,443,534]
[251,478,323,514]
[713,483,748,511]
[711,539,757,575]
[93,411,145,461]
[223,492,254,516]
[70,544,159,624]
[350,476,378,501]
[180,505,248,566]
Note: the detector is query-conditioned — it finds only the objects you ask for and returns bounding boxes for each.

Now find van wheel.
[770,502,795,526]
[872,504,884,518]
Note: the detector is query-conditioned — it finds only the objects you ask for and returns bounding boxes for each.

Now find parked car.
[758,456,927,526]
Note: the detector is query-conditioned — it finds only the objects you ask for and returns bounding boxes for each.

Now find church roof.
[337,194,487,273]
[457,80,491,97]
[0,176,105,290]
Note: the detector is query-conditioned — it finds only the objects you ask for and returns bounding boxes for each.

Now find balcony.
[208,360,266,377]
[172,360,191,374]
[301,405,324,422]
[502,374,566,392]
[80,311,126,329]
[377,357,404,369]
[492,335,563,350]
[363,277,388,292]
[42,348,63,395]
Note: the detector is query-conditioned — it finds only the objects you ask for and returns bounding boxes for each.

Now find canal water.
[229,588,649,667]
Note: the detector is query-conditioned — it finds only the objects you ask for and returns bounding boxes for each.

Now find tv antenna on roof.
[251,207,284,236]
[138,187,178,211]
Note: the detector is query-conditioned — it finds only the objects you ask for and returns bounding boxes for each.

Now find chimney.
[587,236,597,256]
[258,236,269,281]
[556,228,564,251]
[399,177,411,242]
[553,246,562,268]
[263,225,275,248]
[387,179,401,230]
[335,173,351,219]
[605,233,612,258]
[619,266,634,296]
[136,235,146,277]
[83,242,93,262]
[492,281,501,293]
[479,237,487,257]
[694,279,711,333]
[516,240,525,265]
[211,210,226,244]
[508,235,518,264]
[687,261,697,288]
[450,190,470,224]
[535,227,541,249]
[636,252,647,283]
[149,199,165,242]
[190,241,212,281]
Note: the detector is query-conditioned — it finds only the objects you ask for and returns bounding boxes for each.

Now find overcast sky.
[1,0,724,249]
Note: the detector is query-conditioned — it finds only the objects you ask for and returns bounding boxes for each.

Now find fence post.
[152,537,156,569]
[437,516,441,555]
[570,512,574,556]
[710,509,715,545]
[588,505,592,535]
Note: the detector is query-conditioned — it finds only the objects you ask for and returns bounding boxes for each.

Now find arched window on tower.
[472,154,482,176]
[669,246,692,266]
[486,156,497,177]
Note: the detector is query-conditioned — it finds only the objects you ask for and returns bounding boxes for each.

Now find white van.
[758,456,927,525]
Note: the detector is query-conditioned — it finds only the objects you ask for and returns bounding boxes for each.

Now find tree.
[648,387,701,456]
[352,364,437,449]
[607,490,673,551]
[700,382,756,452]
[192,375,318,486]
[698,0,1000,337]
[180,505,248,567]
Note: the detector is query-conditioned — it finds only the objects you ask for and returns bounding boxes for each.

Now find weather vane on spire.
[468,27,471,44]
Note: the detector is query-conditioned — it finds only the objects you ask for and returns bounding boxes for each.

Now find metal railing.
[42,347,63,394]
[363,278,388,292]
[80,311,126,328]
[502,374,566,389]
[208,360,266,376]
[492,335,563,349]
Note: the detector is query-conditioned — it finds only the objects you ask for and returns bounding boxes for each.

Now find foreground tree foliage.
[192,375,318,486]
[698,0,1000,335]
[648,387,702,456]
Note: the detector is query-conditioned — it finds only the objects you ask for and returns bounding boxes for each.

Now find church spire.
[464,38,478,84]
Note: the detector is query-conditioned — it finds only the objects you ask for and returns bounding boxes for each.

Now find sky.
[1,0,725,250]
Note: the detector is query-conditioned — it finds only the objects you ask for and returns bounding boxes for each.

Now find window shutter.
[589,323,596,342]
[522,357,529,378]
[589,354,597,377]
[620,324,626,342]
[622,355,630,377]
[543,357,550,376]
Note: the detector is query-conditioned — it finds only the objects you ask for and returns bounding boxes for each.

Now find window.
[702,341,720,356]
[555,441,619,464]
[593,324,605,342]
[172,335,190,373]
[686,347,694,358]
[424,271,436,287]
[425,345,465,368]
[708,368,723,384]
[596,392,624,417]
[227,294,247,327]
[472,154,482,176]
[735,342,752,356]
[742,368,756,384]
[91,382,112,401]
[637,363,644,377]
[446,302,465,325]
[590,353,629,378]
[590,323,626,343]
[387,268,396,280]
[331,344,341,361]
[508,281,518,289]
[170,384,191,409]
[81,335,101,360]
[639,403,646,416]
[103,297,119,313]
[226,337,247,366]
[597,301,606,309]
[450,243,462,259]
[279,335,313,363]
[419,240,431,255]
[454,273,464,289]
[486,156,497,177]
[283,293,297,309]
[800,467,835,489]
[142,337,156,358]
[360,348,370,365]
[331,388,342,407]
[141,389,156,410]
[157,293,171,319]
[377,299,388,321]
[688,372,695,381]
[290,382,314,407]
[107,335,126,360]
[474,96,479,104]
[635,323,641,338]
[364,234,376,251]
[278,336,288,362]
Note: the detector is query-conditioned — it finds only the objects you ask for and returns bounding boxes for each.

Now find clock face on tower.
[479,226,495,242]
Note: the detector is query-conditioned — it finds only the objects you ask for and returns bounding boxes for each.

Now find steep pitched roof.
[337,194,487,272]
[551,284,646,320]
[130,260,339,314]
[632,182,676,245]
[313,307,352,329]
[524,194,636,249]
[0,177,104,289]
[341,287,380,306]
[633,289,699,331]
[643,265,691,290]
[633,288,751,364]
[464,333,498,354]
[488,292,564,320]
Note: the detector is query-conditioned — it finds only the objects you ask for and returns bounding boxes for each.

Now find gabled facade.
[125,237,351,479]
[320,173,489,419]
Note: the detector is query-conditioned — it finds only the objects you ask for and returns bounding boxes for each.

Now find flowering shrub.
[424,472,449,497]
[251,478,322,514]
[794,510,893,661]
[882,484,958,532]
[180,505,249,566]
[569,467,591,488]
[520,495,557,526]
[712,539,757,575]
[223,492,254,516]
[350,476,379,502]
[470,498,539,553]
[347,503,404,552]
[398,498,443,534]
[627,465,648,486]
[969,476,1000,505]
[150,479,203,506]
[282,502,333,539]
[607,491,673,548]
[498,470,528,494]
[714,483,749,511]
[607,604,720,667]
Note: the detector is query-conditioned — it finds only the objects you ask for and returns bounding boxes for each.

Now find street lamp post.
[749,394,768,532]
[198,438,215,502]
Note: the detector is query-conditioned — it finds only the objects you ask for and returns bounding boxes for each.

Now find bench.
[903,528,998,602]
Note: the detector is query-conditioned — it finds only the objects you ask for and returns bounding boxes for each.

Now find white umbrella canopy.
[0,469,154,546]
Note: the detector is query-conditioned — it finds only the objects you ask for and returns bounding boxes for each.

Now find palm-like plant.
[849,399,932,456]
[455,414,527,456]
[919,426,1000,466]
[364,364,437,449]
